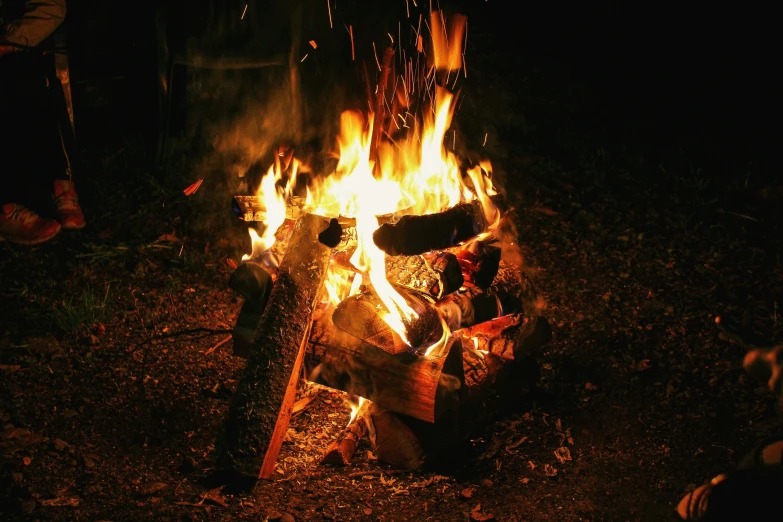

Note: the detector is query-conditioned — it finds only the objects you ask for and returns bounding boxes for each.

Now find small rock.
[480,479,493,487]
[363,507,372,515]
[267,511,283,522]
[53,439,69,451]
[280,514,295,522]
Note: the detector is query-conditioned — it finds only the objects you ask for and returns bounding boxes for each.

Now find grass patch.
[54,285,113,336]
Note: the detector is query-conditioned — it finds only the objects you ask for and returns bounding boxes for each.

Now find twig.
[204,335,232,355]
[126,328,233,353]
[347,469,404,478]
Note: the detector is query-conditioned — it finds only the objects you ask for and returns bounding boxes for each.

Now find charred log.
[372,195,506,256]
[217,213,333,481]
[331,291,442,353]
[228,261,274,302]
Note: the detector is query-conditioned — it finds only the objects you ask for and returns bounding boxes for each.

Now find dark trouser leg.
[0,53,68,210]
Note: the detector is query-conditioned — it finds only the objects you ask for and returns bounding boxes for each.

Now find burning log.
[453,242,501,290]
[305,318,463,423]
[321,399,371,466]
[454,314,551,361]
[331,249,464,302]
[438,289,522,330]
[331,291,443,353]
[217,213,333,482]
[372,195,506,256]
[372,200,485,256]
[386,251,464,300]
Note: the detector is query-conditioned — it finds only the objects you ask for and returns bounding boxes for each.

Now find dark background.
[61,0,777,180]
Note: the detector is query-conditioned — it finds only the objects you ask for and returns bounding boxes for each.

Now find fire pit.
[215,10,552,485]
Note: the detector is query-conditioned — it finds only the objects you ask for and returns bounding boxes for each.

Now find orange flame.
[243,62,498,348]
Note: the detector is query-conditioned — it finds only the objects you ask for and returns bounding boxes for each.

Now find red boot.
[0,203,62,245]
[54,180,86,229]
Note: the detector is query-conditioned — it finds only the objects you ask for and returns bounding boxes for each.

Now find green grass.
[53,285,113,335]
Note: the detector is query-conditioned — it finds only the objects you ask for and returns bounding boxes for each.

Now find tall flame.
[243,84,498,347]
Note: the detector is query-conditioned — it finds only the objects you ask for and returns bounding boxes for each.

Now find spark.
[309,40,317,49]
[372,42,381,71]
[241,4,247,20]
[463,19,468,77]
[483,132,488,146]
[350,25,355,60]
[406,0,410,18]
[301,53,309,62]
[327,0,333,28]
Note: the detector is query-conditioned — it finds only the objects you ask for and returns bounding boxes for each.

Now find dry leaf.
[554,446,572,464]
[470,504,496,521]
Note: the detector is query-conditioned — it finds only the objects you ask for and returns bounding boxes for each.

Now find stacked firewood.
[220,197,551,482]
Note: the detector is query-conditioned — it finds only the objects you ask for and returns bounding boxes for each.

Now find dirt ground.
[2,7,782,522]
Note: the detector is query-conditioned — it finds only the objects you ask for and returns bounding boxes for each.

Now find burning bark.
[217,213,333,482]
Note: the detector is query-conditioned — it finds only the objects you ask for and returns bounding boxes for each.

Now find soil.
[2,4,781,521]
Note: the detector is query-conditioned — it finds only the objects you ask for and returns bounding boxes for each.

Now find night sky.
[64,0,777,177]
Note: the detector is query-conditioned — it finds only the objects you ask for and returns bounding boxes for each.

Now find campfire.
[216,10,552,484]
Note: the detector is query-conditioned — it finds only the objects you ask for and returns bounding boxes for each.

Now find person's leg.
[0,52,63,244]
[41,53,86,230]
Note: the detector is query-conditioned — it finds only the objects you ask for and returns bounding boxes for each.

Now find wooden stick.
[204,335,232,355]
[321,400,371,465]
[217,213,333,481]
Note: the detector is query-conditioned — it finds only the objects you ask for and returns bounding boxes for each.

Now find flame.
[348,396,366,425]
[241,160,300,263]
[243,78,498,348]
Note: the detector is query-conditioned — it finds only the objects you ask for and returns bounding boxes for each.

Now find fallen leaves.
[554,446,572,464]
[470,504,496,521]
